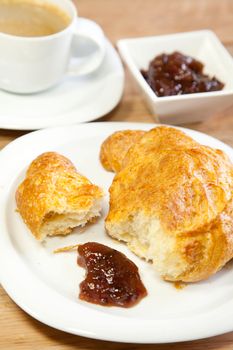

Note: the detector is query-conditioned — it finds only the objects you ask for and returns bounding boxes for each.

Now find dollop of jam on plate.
[77,242,147,307]
[141,51,224,97]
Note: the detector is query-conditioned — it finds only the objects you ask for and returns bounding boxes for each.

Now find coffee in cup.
[0,0,106,94]
[0,0,71,37]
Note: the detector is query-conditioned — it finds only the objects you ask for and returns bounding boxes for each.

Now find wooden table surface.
[1,0,233,349]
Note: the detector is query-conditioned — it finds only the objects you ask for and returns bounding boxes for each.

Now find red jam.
[141,51,224,97]
[77,242,147,307]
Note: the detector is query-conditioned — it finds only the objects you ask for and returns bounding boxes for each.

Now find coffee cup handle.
[67,17,106,76]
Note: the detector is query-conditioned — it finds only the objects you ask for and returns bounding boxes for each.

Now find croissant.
[103,126,233,282]
[16,152,103,241]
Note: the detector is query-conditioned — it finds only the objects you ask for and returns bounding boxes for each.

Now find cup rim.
[0,0,77,41]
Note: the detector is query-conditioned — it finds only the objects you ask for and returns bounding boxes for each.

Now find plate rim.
[0,122,233,344]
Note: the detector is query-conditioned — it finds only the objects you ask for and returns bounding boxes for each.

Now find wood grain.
[0,0,233,349]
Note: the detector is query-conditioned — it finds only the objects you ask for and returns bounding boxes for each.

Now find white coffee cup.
[0,0,106,94]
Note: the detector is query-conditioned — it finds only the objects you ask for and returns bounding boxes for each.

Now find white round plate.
[0,40,124,130]
[0,122,232,344]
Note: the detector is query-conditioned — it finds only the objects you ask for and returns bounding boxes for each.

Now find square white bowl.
[117,30,233,124]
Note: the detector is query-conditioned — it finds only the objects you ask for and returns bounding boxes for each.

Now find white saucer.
[0,40,124,130]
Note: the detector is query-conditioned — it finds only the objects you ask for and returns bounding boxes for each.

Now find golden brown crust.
[105,126,233,282]
[16,152,103,240]
[100,130,145,173]
[122,126,198,169]
[176,197,233,282]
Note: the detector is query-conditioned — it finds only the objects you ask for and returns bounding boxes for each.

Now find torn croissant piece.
[16,152,103,241]
[105,126,233,282]
[100,130,145,173]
